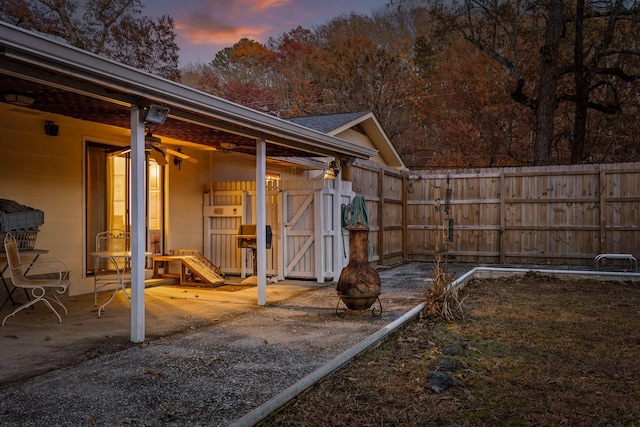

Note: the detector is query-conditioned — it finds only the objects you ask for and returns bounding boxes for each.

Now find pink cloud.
[247,0,291,11]
[175,7,275,46]
[146,0,390,64]
[180,24,275,46]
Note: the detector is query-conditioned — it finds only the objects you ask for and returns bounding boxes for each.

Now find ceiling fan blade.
[165,147,198,163]
[149,147,168,165]
[108,147,130,157]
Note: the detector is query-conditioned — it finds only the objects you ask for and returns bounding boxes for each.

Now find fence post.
[378,167,384,265]
[403,173,408,260]
[499,171,506,263]
[599,167,606,254]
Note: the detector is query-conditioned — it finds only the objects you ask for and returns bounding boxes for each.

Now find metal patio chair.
[2,232,70,325]
[93,229,131,305]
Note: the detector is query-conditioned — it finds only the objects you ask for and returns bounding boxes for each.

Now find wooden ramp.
[152,250,225,287]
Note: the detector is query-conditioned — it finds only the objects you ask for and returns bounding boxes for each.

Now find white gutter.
[0,22,377,160]
[230,266,640,426]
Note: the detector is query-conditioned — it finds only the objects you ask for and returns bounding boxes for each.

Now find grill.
[236,224,272,276]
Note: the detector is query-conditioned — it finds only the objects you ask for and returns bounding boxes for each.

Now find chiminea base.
[336,295,382,317]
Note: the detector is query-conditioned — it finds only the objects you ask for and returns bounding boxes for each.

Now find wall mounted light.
[324,160,341,179]
[44,121,59,136]
[3,93,36,107]
[173,148,184,170]
[141,103,170,125]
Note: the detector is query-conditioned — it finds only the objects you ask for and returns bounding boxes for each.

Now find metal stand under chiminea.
[336,222,382,317]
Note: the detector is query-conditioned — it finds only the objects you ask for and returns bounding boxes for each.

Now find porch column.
[256,138,267,305]
[130,106,146,343]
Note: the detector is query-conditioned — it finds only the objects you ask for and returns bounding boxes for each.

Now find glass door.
[86,143,164,273]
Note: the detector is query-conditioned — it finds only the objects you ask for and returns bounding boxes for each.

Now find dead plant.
[423,253,465,321]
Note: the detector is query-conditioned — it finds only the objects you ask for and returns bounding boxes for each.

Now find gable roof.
[289,112,407,170]
[288,112,370,134]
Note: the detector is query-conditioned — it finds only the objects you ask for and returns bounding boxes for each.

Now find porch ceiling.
[0,74,308,157]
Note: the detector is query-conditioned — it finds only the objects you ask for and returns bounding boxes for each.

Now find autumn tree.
[182,0,640,168]
[427,0,640,165]
[0,0,180,80]
[312,13,420,143]
[204,38,281,110]
[411,39,532,167]
[267,26,329,116]
[566,0,640,163]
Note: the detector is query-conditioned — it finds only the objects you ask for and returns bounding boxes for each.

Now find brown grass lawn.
[261,273,640,426]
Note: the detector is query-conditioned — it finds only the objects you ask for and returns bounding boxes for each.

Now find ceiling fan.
[109,131,198,166]
[144,131,198,166]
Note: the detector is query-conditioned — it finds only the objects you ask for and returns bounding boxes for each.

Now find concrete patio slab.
[0,262,435,426]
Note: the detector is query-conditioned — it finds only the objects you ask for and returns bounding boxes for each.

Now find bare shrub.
[423,254,464,321]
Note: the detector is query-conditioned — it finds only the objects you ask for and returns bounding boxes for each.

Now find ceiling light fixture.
[145,131,161,144]
[219,142,237,150]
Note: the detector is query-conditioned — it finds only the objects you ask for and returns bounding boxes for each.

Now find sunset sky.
[143,0,390,65]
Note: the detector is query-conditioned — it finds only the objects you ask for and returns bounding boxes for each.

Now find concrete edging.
[229,301,428,427]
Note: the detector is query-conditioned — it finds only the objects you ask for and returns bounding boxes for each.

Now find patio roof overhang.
[0,22,373,343]
[0,22,377,161]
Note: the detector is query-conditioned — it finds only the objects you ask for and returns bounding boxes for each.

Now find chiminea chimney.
[336,222,382,316]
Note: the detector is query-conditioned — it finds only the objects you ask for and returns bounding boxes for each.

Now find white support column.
[130,106,146,343]
[256,138,267,305]
[314,189,324,282]
[276,190,286,280]
[333,172,343,280]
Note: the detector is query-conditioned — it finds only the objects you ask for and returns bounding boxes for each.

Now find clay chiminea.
[336,222,382,315]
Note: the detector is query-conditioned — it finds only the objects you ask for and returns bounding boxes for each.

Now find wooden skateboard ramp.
[152,250,225,286]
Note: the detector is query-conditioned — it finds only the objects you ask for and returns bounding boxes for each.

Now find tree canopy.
[0,0,180,80]
[183,1,640,168]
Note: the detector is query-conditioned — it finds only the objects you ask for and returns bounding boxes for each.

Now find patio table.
[90,251,151,317]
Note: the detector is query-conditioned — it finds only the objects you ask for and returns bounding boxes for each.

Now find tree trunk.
[572,0,589,164]
[533,0,564,165]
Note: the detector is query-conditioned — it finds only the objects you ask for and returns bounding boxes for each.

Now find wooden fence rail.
[348,161,640,267]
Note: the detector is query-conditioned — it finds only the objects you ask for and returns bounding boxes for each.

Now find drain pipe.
[230,265,640,427]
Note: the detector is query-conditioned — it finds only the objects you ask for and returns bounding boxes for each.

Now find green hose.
[341,195,372,258]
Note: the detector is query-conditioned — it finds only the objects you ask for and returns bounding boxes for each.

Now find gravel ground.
[0,262,437,426]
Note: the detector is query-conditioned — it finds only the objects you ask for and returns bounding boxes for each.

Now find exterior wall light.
[141,104,170,125]
[44,121,59,136]
[324,160,341,179]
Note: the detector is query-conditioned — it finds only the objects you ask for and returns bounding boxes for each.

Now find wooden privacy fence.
[406,162,640,265]
[346,160,406,266]
[347,160,640,266]
[202,162,640,279]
